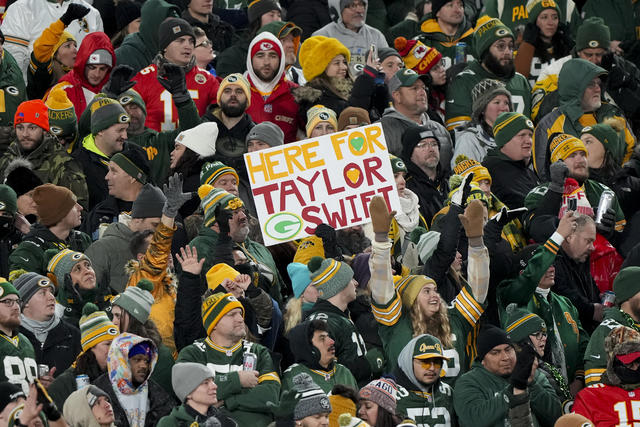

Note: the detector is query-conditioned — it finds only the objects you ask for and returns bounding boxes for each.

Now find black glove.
[549,160,569,193]
[315,223,342,260]
[0,125,15,152]
[451,173,474,208]
[604,59,630,91]
[596,207,617,239]
[215,206,234,236]
[490,206,528,227]
[103,64,137,98]
[157,63,191,105]
[522,22,539,45]
[60,3,90,26]
[510,342,537,390]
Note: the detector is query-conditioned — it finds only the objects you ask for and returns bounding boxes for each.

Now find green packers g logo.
[264,213,303,241]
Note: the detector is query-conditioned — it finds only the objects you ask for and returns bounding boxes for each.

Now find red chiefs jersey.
[574,384,640,426]
[133,64,219,132]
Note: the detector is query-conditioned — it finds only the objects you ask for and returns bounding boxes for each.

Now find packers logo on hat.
[403,68,417,76]
[319,112,330,120]
[118,114,130,123]
[72,253,83,261]
[119,95,132,104]
[50,126,63,135]
[582,126,593,132]
[260,42,274,51]
[172,26,181,34]
[37,278,51,287]
[107,327,118,335]
[495,28,510,37]
[320,397,331,410]
[395,160,405,169]
[6,87,19,96]
[0,202,5,211]
[589,40,599,47]
[227,75,238,82]
[0,288,4,298]
[526,119,534,129]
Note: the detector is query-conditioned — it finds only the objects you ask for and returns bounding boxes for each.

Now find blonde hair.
[410,296,453,348]
[284,297,304,335]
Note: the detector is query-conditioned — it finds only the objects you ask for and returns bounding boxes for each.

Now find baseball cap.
[388,68,430,94]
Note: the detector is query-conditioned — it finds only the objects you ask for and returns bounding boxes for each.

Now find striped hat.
[308,256,353,300]
[13,273,55,308]
[453,155,492,184]
[394,275,436,309]
[111,279,155,323]
[47,249,90,288]
[200,161,239,187]
[503,303,546,343]
[198,184,244,227]
[79,303,119,352]
[201,292,244,336]
[549,133,587,164]
[492,112,534,149]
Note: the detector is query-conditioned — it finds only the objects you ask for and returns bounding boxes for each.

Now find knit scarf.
[534,289,567,380]
[20,312,60,344]
[395,189,421,232]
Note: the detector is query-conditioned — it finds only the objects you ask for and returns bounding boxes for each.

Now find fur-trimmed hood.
[601,326,640,389]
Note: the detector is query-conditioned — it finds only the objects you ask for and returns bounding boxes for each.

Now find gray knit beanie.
[471,79,512,123]
[13,273,55,309]
[171,362,215,402]
[293,373,332,420]
[131,184,166,219]
[111,279,155,323]
[246,121,284,147]
[308,256,354,300]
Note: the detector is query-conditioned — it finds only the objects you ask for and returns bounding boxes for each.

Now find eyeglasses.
[0,298,21,307]
[417,359,443,370]
[415,141,439,149]
[346,1,366,9]
[196,40,212,49]
[494,41,514,52]
[531,331,547,340]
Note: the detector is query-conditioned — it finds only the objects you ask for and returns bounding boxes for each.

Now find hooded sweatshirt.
[63,386,116,427]
[52,32,116,118]
[244,32,300,143]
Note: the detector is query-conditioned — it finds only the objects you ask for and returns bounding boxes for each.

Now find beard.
[220,99,248,117]
[483,52,515,79]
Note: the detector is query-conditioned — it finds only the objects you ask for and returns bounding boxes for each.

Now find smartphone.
[370,44,378,63]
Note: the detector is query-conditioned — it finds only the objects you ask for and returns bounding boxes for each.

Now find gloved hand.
[35,378,61,421]
[458,199,485,239]
[162,173,191,218]
[549,160,569,193]
[451,173,474,208]
[103,64,136,98]
[0,125,15,152]
[60,3,90,26]
[522,22,540,45]
[490,206,528,227]
[267,389,300,419]
[510,342,537,390]
[365,347,386,376]
[601,55,629,90]
[215,206,234,236]
[157,63,191,105]
[596,207,617,239]
[368,196,396,234]
[315,223,343,259]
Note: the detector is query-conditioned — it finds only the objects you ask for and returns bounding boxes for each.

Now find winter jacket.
[157,404,238,427]
[293,80,349,124]
[48,362,106,411]
[452,123,496,167]
[94,333,175,427]
[124,222,178,357]
[312,18,388,68]
[51,32,115,118]
[380,107,453,171]
[417,15,474,65]
[115,0,181,74]
[180,9,235,54]
[0,50,26,127]
[453,361,562,427]
[445,59,532,131]
[482,0,576,34]
[497,233,590,383]
[533,58,636,180]
[84,222,135,294]
[63,386,116,427]
[571,0,638,42]
[2,0,103,81]
[482,148,539,210]
[19,316,81,378]
[27,19,69,100]
[81,197,133,241]
[404,158,450,227]
[0,135,88,209]
[9,223,91,275]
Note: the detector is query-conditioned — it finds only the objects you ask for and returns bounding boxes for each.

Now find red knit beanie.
[14,100,49,132]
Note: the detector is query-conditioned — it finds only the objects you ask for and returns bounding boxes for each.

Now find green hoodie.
[115,0,181,73]
[557,59,607,125]
[0,50,26,127]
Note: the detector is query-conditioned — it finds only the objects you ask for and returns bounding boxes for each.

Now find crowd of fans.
[0,0,640,425]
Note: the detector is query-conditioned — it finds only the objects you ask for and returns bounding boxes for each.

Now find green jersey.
[372,285,484,386]
[445,60,532,131]
[396,381,456,427]
[281,363,358,395]
[0,333,37,394]
[177,338,280,427]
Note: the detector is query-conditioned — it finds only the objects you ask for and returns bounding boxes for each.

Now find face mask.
[0,215,15,240]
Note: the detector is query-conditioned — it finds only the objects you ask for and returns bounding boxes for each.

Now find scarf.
[395,189,421,232]
[20,312,61,344]
[153,53,196,76]
[115,382,149,427]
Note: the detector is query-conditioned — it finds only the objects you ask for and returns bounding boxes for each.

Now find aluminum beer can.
[243,352,257,371]
[38,364,49,378]
[76,374,90,390]
[602,291,616,307]
[455,42,466,64]
[595,190,615,224]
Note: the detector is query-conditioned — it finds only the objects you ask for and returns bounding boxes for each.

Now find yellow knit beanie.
[299,36,351,82]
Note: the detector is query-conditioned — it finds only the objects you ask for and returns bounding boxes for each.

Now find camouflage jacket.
[0,135,88,209]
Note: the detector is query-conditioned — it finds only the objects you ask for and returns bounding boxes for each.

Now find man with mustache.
[445,18,532,132]
[14,273,81,387]
[417,0,474,66]
[283,319,358,394]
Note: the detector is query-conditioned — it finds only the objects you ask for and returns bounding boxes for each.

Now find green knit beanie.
[503,304,546,343]
[0,279,19,300]
[493,112,534,149]
[90,97,130,135]
[201,292,244,336]
[118,89,147,116]
[576,17,610,51]
[308,256,354,300]
[200,161,240,186]
[112,279,155,323]
[198,184,244,227]
[473,18,513,59]
[46,248,90,288]
[390,155,407,174]
[111,152,148,184]
[0,185,17,216]
[581,118,626,165]
[527,0,562,24]
[613,267,640,305]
